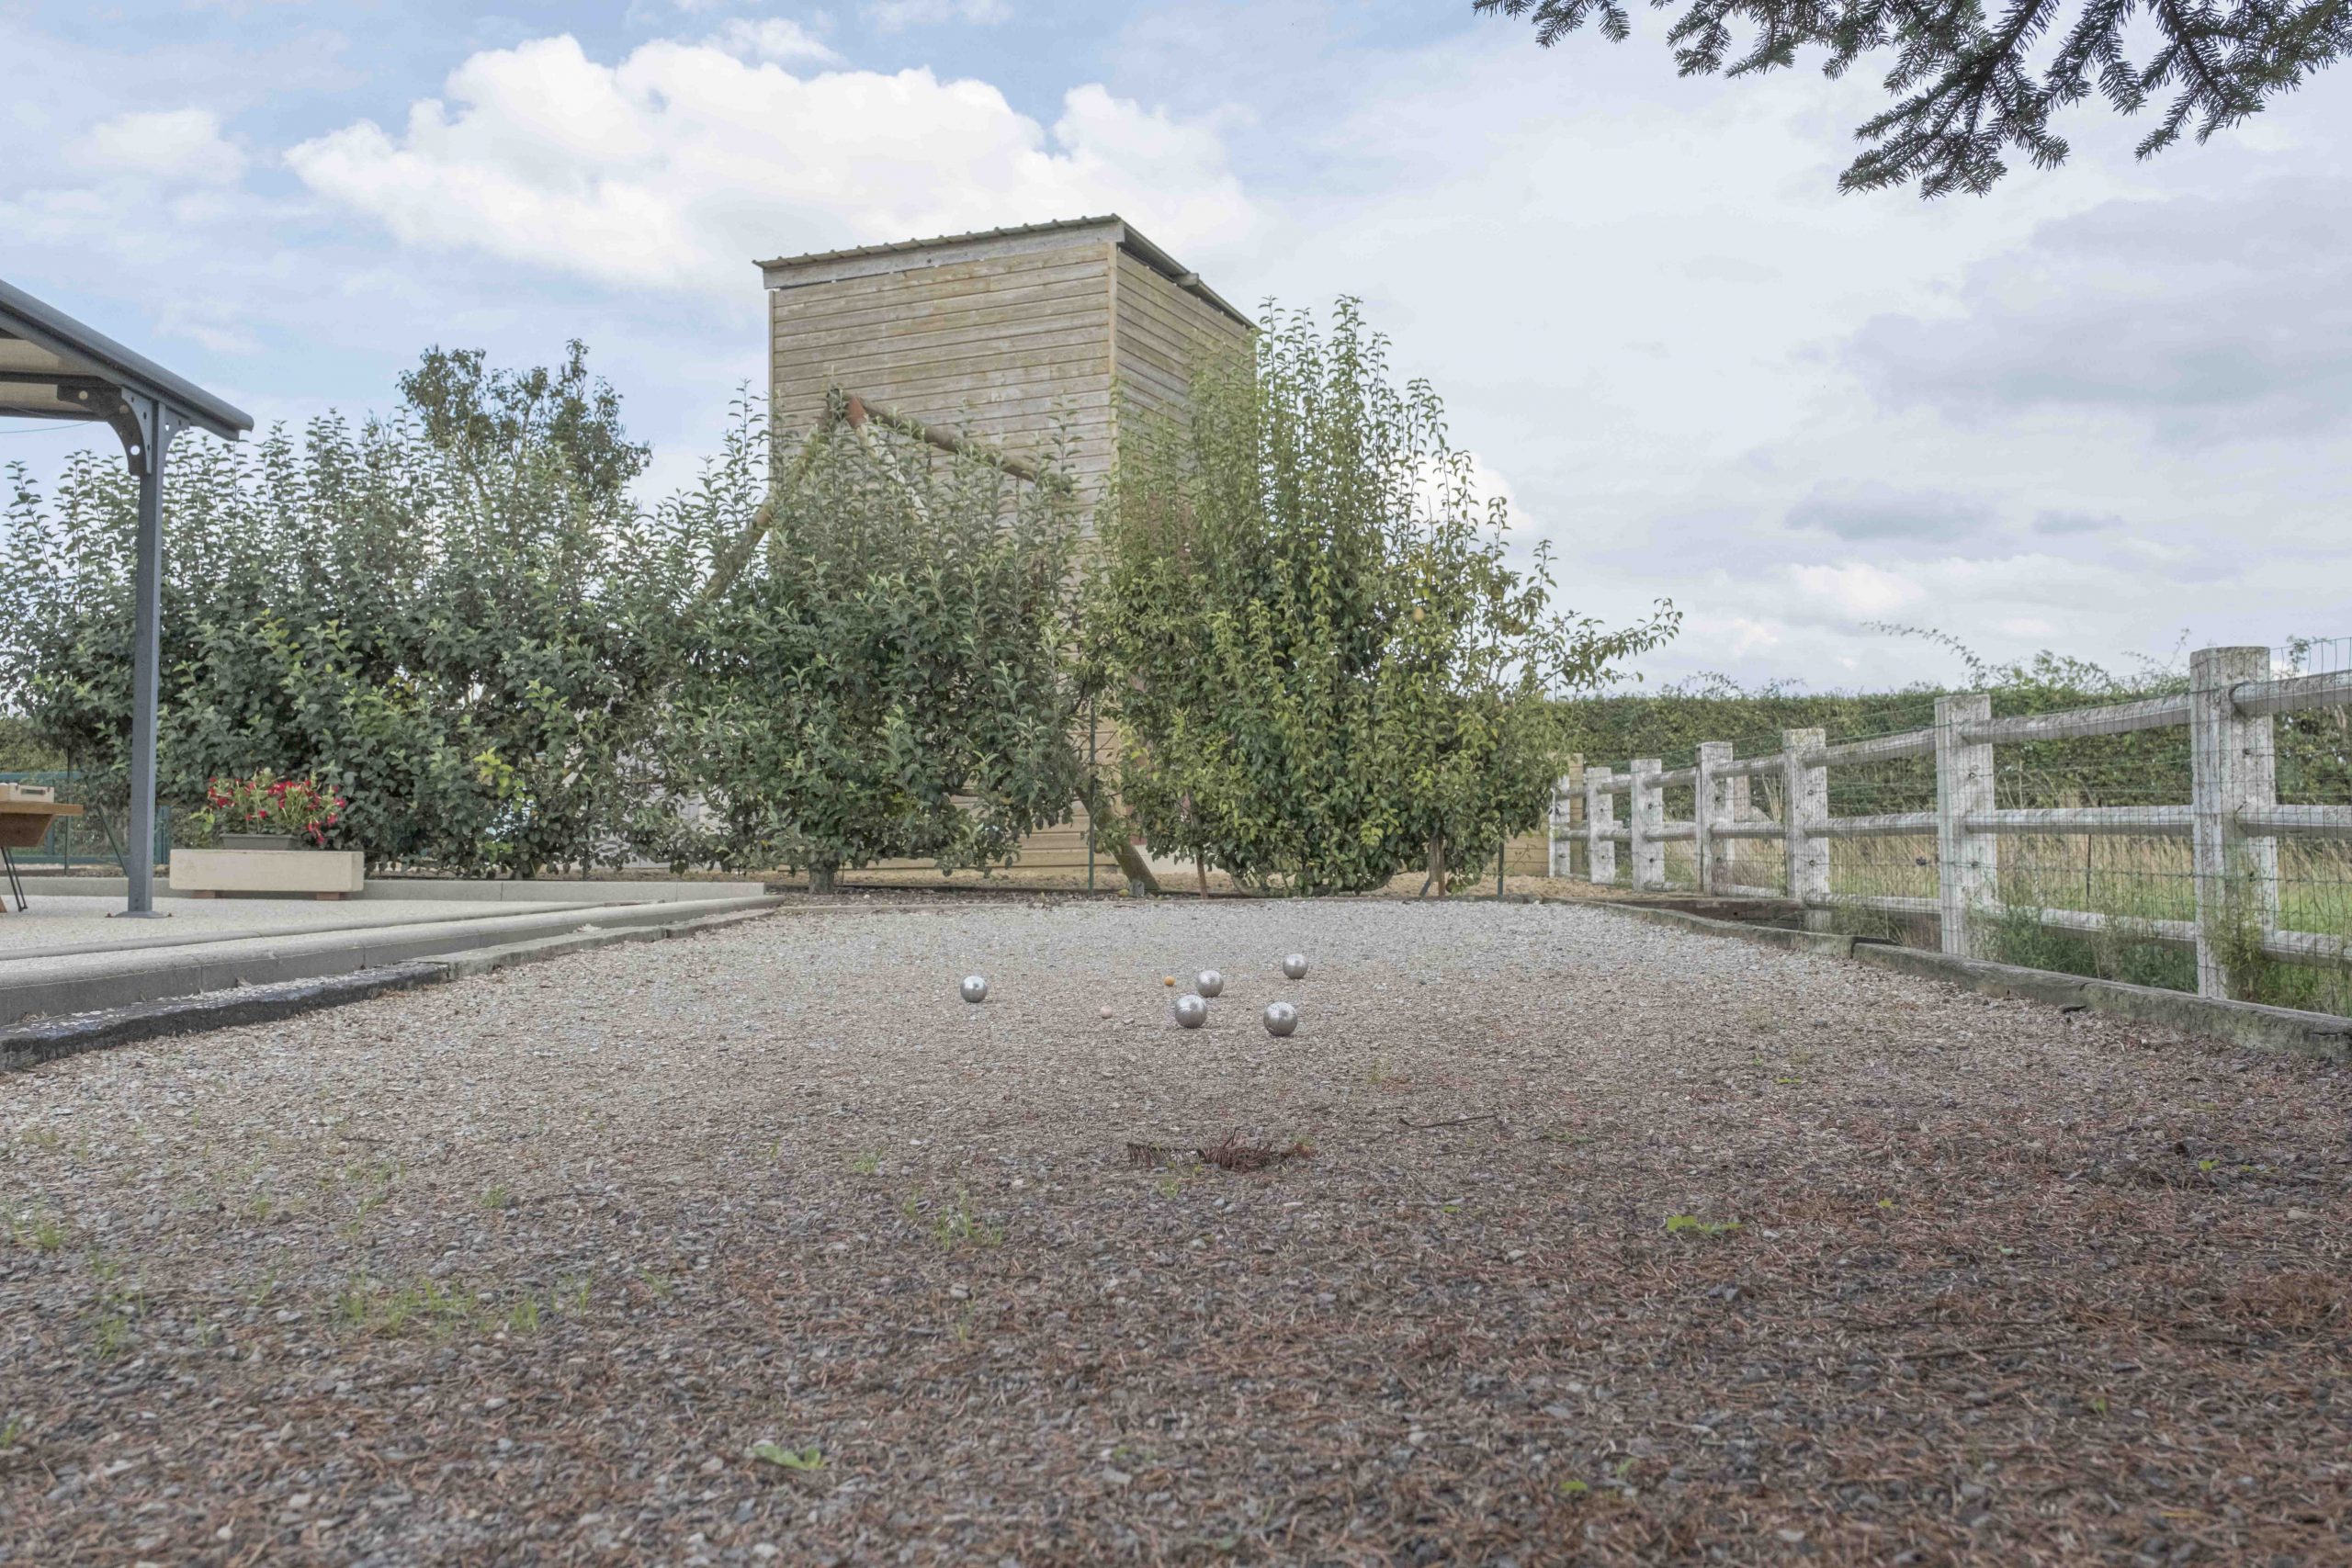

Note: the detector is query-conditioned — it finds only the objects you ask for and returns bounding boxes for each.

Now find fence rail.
[1548,646,2352,1008]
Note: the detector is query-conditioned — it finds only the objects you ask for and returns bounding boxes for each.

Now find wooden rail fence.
[1550,647,2352,1003]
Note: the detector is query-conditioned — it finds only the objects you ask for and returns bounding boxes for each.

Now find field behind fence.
[1551,643,2352,1019]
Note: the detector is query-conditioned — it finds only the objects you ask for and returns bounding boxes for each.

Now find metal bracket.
[107,388,187,479]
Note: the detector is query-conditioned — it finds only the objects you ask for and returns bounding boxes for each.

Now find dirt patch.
[2,900,2346,1564]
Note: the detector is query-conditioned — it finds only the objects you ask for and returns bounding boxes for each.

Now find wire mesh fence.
[0,771,163,874]
[1556,643,2352,1020]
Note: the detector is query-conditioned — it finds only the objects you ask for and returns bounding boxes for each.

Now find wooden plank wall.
[1111,250,1252,443]
[768,242,1117,499]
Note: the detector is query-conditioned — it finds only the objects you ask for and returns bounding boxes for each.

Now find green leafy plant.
[8,1213,63,1251]
[1087,299,1674,894]
[927,1189,1005,1251]
[752,1441,827,1472]
[331,1276,489,1337]
[85,1267,144,1360]
[0,343,675,876]
[656,394,1086,889]
[1664,1214,1742,1237]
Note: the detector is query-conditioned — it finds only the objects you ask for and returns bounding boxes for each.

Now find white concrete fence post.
[1548,764,1579,878]
[2190,646,2280,999]
[1934,693,1997,958]
[1695,740,1733,895]
[1629,758,1665,892]
[1781,728,1829,929]
[1585,766,1616,886]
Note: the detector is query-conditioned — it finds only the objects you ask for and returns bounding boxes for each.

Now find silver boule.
[1196,969,1225,998]
[1173,993,1209,1030]
[1282,953,1308,980]
[959,975,989,1004]
[1262,1000,1299,1037]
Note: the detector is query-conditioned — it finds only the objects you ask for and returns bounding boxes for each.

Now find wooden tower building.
[759,215,1253,512]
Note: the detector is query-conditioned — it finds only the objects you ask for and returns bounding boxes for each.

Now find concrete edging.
[1603,901,1860,959]
[1597,900,2352,1063]
[1,906,785,1071]
[0,896,788,1034]
[14,875,769,904]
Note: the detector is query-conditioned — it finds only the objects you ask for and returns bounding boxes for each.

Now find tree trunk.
[808,863,839,894]
[1075,776,1159,896]
[1421,834,1446,898]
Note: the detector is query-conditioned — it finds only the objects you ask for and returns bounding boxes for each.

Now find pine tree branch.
[1475,0,2349,193]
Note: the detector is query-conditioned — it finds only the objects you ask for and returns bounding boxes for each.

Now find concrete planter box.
[169,848,366,900]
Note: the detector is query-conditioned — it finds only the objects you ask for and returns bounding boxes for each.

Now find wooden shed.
[759,215,1254,511]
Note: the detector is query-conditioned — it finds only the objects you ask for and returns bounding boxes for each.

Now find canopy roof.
[0,276,253,442]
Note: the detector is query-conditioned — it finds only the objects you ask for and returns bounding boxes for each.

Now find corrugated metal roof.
[756,214,1123,272]
[756,213,1254,333]
[0,276,254,442]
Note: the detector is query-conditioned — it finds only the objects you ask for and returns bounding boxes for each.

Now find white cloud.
[1786,561,1923,622]
[70,107,244,184]
[866,0,1011,31]
[706,17,839,64]
[286,35,1250,295]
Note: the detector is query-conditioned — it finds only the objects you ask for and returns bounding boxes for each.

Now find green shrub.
[655,397,1086,888]
[0,344,681,874]
[1087,299,1674,893]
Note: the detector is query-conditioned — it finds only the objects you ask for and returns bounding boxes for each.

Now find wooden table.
[0,801,83,911]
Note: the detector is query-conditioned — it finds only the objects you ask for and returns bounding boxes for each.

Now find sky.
[3,0,2345,693]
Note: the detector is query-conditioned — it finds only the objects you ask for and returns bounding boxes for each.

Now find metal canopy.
[0,277,254,917]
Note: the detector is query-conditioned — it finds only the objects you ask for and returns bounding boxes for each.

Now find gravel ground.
[1,900,2346,1566]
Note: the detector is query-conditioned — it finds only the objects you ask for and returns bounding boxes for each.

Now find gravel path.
[2,900,2346,1565]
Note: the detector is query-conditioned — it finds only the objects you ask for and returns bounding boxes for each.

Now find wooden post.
[1934,693,1996,957]
[1781,728,1829,929]
[1695,741,1732,895]
[2190,646,2280,999]
[1586,766,1616,886]
[1629,758,1665,892]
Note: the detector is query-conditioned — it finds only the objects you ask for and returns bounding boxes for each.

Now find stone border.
[0,906,799,1071]
[14,875,769,904]
[1600,900,2352,1064]
[0,897,790,1029]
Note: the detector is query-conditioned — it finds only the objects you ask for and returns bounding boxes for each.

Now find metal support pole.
[2190,647,2279,998]
[112,391,181,919]
[1086,694,1097,893]
[1934,693,1996,957]
[127,450,164,913]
